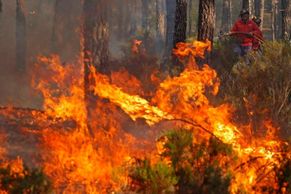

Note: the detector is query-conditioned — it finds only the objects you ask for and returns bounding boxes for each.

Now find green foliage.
[162,130,232,194]
[0,161,52,194]
[129,159,177,194]
[129,129,234,194]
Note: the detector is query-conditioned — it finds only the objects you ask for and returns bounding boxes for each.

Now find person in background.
[252,17,264,51]
[230,9,261,56]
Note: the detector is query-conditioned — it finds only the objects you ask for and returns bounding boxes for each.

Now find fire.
[87,40,288,192]
[0,39,284,193]
[131,39,143,54]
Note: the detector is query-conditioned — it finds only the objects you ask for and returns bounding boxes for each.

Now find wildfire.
[1,39,286,193]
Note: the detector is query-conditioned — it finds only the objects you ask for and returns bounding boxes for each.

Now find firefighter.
[252,17,264,51]
[230,9,261,56]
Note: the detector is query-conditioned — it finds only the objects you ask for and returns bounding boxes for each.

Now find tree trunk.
[271,0,276,40]
[163,0,176,60]
[129,0,138,36]
[254,0,260,17]
[156,0,165,52]
[83,0,109,73]
[259,0,264,30]
[173,0,187,46]
[0,0,2,12]
[274,1,279,39]
[187,0,193,37]
[197,0,215,42]
[221,0,232,33]
[83,0,110,136]
[16,0,26,72]
[282,0,291,39]
[141,0,150,47]
[242,0,249,10]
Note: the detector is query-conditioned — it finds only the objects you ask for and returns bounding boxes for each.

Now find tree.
[197,0,215,42]
[165,0,176,55]
[282,0,291,39]
[83,0,109,73]
[155,0,166,52]
[83,0,109,136]
[221,0,232,33]
[16,0,26,72]
[141,0,151,50]
[173,0,187,46]
[242,0,249,10]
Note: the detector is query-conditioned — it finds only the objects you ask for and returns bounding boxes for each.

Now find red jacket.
[231,19,261,46]
[252,30,263,50]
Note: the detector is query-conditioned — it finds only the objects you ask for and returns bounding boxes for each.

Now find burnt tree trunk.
[221,0,232,33]
[83,0,109,136]
[173,0,187,46]
[282,0,291,39]
[16,0,26,72]
[197,0,215,42]
[83,0,109,73]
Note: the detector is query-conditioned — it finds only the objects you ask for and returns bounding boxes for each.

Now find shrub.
[128,129,234,194]
[0,158,52,194]
[218,41,291,135]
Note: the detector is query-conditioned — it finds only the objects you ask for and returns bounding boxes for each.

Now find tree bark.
[173,0,187,46]
[164,0,176,60]
[83,0,110,136]
[221,0,232,33]
[254,0,260,17]
[259,0,265,30]
[156,0,165,51]
[187,0,193,37]
[141,0,150,46]
[83,0,109,73]
[197,0,215,42]
[271,0,276,40]
[129,0,138,36]
[16,0,26,72]
[282,0,291,39]
[242,0,249,10]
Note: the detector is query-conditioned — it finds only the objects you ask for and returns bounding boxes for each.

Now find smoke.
[0,0,189,109]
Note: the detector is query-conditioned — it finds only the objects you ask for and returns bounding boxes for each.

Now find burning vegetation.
[0,38,289,194]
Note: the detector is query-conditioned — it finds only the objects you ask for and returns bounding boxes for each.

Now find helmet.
[253,17,261,25]
[240,9,250,17]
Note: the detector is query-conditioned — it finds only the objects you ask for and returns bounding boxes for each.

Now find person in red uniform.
[252,17,264,51]
[230,9,261,56]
